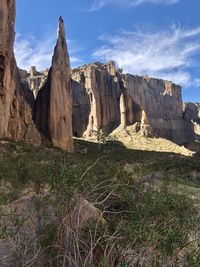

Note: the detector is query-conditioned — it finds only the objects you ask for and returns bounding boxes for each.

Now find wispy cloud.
[93,25,200,87]
[14,34,83,71]
[89,0,180,11]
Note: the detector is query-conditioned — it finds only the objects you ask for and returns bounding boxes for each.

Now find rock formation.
[34,17,73,151]
[20,55,199,150]
[71,62,189,145]
[0,0,40,144]
[1,0,200,152]
[19,66,48,98]
[72,62,121,136]
[72,79,90,137]
[183,103,200,151]
[122,75,189,145]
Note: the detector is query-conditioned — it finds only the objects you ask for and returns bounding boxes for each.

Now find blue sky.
[15,0,200,102]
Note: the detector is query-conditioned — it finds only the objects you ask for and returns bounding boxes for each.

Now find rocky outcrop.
[34,17,73,151]
[0,0,40,144]
[19,67,48,98]
[122,75,189,145]
[183,103,200,151]
[72,79,90,137]
[183,103,200,125]
[72,61,121,136]
[71,62,189,145]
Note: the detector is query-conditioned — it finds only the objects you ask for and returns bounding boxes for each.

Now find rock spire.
[34,17,73,151]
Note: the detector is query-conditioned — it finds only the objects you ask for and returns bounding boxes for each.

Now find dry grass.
[110,125,193,156]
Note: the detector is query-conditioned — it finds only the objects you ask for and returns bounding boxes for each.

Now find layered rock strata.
[0,0,40,144]
[34,17,73,151]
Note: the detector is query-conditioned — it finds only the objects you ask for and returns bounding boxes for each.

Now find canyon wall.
[19,67,48,98]
[71,62,190,145]
[72,61,121,136]
[183,103,200,151]
[1,0,199,151]
[0,0,40,144]
[122,74,189,145]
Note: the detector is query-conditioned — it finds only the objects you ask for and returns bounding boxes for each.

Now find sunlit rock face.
[1,0,198,151]
[0,0,40,144]
[72,61,122,136]
[71,61,189,145]
[19,67,48,99]
[122,75,189,145]
[34,17,73,151]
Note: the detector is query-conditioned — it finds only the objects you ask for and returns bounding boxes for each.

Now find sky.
[15,0,200,102]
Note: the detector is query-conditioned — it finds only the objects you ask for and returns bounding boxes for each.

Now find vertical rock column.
[0,0,40,143]
[0,0,17,137]
[35,17,73,151]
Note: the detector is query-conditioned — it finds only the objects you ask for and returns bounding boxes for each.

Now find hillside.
[1,138,200,266]
[110,126,194,156]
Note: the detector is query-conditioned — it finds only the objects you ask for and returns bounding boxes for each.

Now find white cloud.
[93,26,200,87]
[89,0,179,11]
[14,33,82,71]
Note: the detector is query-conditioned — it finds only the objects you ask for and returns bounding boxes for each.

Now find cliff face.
[122,75,189,144]
[71,62,189,145]
[34,17,73,151]
[183,103,200,124]
[21,57,196,148]
[72,79,90,137]
[182,103,200,150]
[0,0,40,144]
[72,61,122,136]
[19,67,48,98]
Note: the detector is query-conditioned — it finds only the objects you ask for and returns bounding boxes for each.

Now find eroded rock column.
[0,0,40,144]
[34,17,73,151]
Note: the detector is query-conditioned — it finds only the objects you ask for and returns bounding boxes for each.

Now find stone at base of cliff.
[24,123,41,146]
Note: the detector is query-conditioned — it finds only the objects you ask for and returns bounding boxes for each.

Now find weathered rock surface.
[72,79,90,137]
[19,66,48,98]
[2,0,199,151]
[183,103,200,126]
[71,62,190,145]
[34,17,73,151]
[183,103,200,151]
[122,75,189,145]
[72,61,121,136]
[0,0,40,144]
